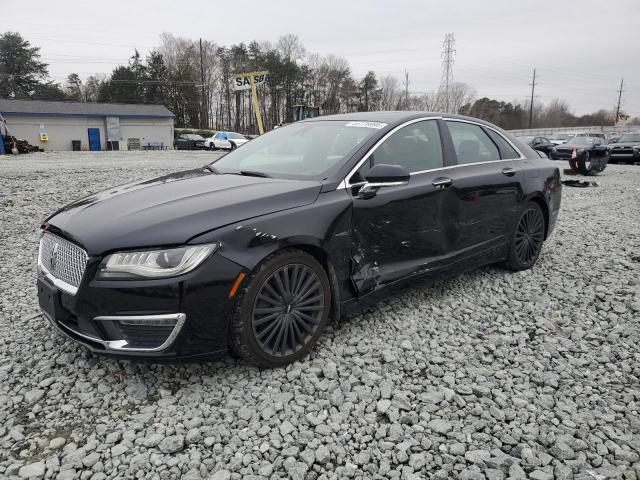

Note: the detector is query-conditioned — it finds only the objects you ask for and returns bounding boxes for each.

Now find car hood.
[46,169,322,255]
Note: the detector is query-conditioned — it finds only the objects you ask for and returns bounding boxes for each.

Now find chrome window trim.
[43,309,187,353]
[337,116,527,190]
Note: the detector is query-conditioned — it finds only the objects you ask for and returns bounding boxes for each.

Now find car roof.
[300,111,508,131]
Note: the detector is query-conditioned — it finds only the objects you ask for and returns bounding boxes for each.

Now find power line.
[615,78,624,124]
[403,69,409,108]
[529,68,537,128]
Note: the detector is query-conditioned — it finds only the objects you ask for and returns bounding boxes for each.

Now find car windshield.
[619,133,640,142]
[210,121,379,180]
[183,134,204,140]
[228,133,247,140]
[549,133,570,140]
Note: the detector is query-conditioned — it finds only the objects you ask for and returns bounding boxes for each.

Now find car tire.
[502,201,546,272]
[229,249,332,367]
[230,142,237,150]
[577,151,593,175]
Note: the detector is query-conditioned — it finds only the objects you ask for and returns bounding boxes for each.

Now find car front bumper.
[609,151,639,161]
[37,250,245,360]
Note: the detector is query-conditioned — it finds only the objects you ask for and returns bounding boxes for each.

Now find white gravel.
[1,151,639,480]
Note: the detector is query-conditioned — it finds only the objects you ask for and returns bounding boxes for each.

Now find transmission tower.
[438,33,456,113]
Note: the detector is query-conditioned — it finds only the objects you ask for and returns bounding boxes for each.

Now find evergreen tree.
[0,32,50,98]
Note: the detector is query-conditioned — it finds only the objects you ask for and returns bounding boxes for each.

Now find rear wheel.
[503,202,546,271]
[229,250,331,367]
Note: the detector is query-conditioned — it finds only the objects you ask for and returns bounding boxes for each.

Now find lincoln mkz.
[38,112,561,366]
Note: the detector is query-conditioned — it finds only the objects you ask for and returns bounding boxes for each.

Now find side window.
[447,121,500,164]
[486,129,520,159]
[350,120,443,183]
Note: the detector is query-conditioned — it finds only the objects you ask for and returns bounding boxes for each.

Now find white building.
[0,99,174,151]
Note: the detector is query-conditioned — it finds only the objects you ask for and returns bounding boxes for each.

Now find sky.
[6,0,640,116]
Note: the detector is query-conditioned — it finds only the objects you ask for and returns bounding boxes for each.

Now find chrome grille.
[39,233,88,291]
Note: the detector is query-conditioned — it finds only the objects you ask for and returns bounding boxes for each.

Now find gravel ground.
[1,151,639,480]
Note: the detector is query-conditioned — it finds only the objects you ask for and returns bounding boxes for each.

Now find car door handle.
[501,167,517,177]
[432,177,453,189]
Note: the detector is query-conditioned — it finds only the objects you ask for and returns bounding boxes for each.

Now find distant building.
[0,99,174,151]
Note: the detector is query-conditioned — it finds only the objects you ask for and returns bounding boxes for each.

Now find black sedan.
[549,137,609,175]
[517,136,555,156]
[174,134,207,150]
[38,112,561,367]
[608,132,640,164]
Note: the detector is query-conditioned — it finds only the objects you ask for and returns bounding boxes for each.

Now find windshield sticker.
[345,121,387,129]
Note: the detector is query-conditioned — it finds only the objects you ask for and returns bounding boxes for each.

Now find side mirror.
[358,164,410,199]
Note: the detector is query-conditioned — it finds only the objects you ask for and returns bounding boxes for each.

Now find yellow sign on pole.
[233,70,269,135]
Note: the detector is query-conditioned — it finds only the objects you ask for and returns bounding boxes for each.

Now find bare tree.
[449,82,476,114]
[541,98,573,127]
[276,34,305,62]
[83,74,106,102]
[379,75,400,110]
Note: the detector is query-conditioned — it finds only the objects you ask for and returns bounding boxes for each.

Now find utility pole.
[404,69,409,109]
[615,77,624,126]
[528,68,537,129]
[438,34,455,113]
[199,38,207,129]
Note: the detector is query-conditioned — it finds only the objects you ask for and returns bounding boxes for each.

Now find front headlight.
[96,243,219,279]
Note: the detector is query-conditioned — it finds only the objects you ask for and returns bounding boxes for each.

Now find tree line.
[1,31,636,132]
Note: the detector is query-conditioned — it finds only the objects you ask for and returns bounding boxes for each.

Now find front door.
[348,119,457,295]
[88,128,101,151]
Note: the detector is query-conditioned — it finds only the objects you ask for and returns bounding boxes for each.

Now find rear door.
[441,119,522,260]
[348,119,459,294]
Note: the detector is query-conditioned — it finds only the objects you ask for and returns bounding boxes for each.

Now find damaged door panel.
[349,175,460,294]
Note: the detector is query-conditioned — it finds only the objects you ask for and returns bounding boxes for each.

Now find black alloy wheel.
[252,264,324,357]
[503,202,546,271]
[229,249,331,367]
